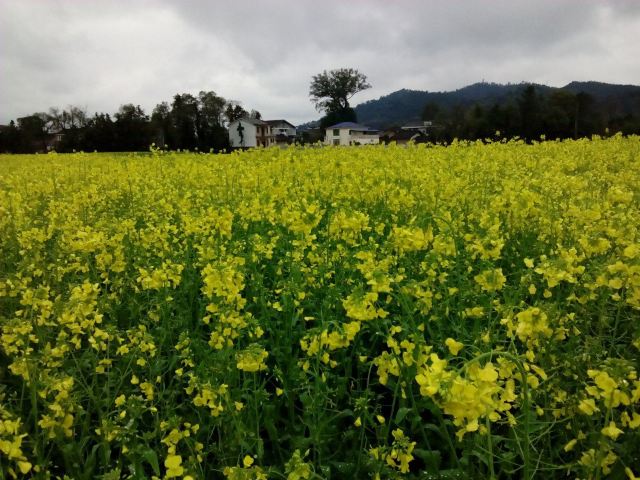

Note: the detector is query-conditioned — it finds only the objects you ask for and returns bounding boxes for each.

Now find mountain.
[351,81,640,129]
[561,81,640,99]
[296,119,320,130]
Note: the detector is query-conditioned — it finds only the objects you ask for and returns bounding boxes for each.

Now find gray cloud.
[1,0,639,125]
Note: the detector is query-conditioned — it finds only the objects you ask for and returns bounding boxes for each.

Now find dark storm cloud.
[1,1,639,125]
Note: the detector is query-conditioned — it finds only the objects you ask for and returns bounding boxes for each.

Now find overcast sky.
[1,0,639,125]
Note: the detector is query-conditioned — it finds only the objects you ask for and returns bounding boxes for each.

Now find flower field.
[1,137,640,479]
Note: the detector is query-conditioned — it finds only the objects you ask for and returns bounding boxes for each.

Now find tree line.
[419,85,640,143]
[0,91,262,153]
[3,71,639,153]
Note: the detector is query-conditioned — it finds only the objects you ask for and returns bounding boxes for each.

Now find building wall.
[325,128,351,145]
[229,120,258,148]
[259,125,276,147]
[324,128,379,145]
[272,125,297,137]
[350,134,379,145]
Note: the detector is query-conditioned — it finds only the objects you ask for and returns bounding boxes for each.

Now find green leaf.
[395,407,412,423]
[413,448,441,470]
[141,449,160,476]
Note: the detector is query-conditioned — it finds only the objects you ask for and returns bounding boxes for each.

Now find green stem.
[28,360,44,466]
[433,406,461,471]
[384,374,402,442]
[486,417,496,480]
[462,350,531,480]
[594,398,613,480]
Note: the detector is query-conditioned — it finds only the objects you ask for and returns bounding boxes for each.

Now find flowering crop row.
[1,137,639,479]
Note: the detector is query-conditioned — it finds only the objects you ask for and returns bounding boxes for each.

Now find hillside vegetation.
[354,82,640,134]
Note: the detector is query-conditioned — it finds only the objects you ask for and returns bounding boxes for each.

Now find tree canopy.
[309,68,371,113]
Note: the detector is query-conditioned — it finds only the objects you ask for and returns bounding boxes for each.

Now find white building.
[228,118,275,148]
[324,122,380,146]
[266,120,297,145]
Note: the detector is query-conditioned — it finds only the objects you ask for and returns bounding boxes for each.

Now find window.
[333,129,339,136]
[333,139,340,145]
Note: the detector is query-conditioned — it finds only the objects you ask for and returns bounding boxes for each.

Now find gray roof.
[327,122,379,132]
[265,119,296,128]
[232,117,268,126]
[402,121,434,129]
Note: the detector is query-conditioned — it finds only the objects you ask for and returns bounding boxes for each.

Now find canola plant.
[1,137,639,479]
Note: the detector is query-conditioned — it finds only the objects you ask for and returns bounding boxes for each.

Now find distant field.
[1,138,639,479]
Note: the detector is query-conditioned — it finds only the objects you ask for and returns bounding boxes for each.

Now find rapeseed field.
[1,137,639,479]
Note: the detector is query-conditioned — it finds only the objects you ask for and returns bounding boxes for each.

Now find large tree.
[518,85,542,141]
[48,106,89,131]
[309,68,371,113]
[0,121,20,153]
[171,93,199,150]
[16,114,49,152]
[225,102,248,123]
[196,90,228,151]
[151,102,175,148]
[114,104,151,151]
[82,113,117,151]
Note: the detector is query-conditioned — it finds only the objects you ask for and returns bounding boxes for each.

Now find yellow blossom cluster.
[0,398,32,476]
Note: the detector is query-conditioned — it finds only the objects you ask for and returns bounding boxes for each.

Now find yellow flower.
[236,347,269,372]
[444,338,464,355]
[474,268,507,292]
[243,455,254,468]
[140,382,154,401]
[164,454,184,478]
[601,421,623,440]
[578,398,598,415]
[590,370,617,394]
[354,417,362,427]
[629,412,640,429]
[623,244,639,259]
[18,461,32,474]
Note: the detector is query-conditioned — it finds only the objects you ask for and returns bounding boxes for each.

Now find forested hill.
[354,81,640,129]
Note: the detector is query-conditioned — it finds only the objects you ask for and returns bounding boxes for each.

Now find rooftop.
[265,119,296,128]
[327,122,379,132]
[232,117,268,126]
[402,121,434,129]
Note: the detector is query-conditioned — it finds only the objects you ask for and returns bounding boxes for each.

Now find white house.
[266,120,297,145]
[324,122,380,146]
[228,118,275,148]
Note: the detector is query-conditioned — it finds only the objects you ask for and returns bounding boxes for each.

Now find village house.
[228,117,275,148]
[380,128,429,145]
[45,130,65,151]
[324,122,380,146]
[401,120,436,135]
[266,120,297,145]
